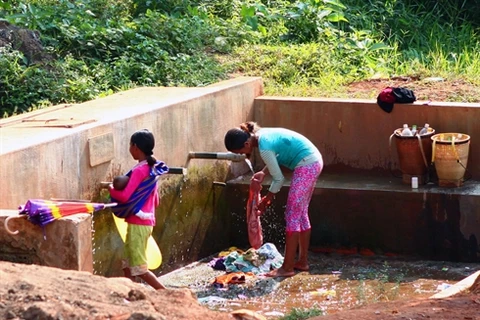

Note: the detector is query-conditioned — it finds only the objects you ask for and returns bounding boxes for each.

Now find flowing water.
[245,158,255,174]
[159,251,480,319]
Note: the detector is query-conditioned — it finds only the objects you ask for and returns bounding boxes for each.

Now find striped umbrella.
[5,199,116,238]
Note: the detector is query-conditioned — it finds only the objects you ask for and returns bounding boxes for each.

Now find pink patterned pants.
[285,161,323,233]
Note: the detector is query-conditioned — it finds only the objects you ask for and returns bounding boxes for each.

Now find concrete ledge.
[226,172,480,262]
[0,209,93,272]
[228,171,480,195]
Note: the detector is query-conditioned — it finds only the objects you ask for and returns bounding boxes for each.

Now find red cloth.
[246,184,263,249]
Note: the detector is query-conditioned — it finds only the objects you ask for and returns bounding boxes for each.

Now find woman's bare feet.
[293,261,309,271]
[265,268,295,278]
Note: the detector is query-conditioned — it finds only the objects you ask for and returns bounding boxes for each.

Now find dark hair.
[224,121,260,151]
[130,129,157,166]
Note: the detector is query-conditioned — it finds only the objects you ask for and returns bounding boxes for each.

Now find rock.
[231,309,267,320]
[0,21,52,64]
[0,261,232,320]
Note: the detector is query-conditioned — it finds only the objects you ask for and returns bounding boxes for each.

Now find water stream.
[245,158,255,174]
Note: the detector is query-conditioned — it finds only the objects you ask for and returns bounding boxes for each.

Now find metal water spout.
[99,167,187,189]
[188,152,246,162]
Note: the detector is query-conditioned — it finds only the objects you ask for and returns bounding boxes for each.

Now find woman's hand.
[257,193,273,214]
[253,171,265,182]
[250,171,265,192]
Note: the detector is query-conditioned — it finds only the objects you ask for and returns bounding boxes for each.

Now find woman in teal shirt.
[224,122,323,277]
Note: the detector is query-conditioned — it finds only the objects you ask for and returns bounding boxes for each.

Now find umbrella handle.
[104,203,118,207]
[4,215,27,235]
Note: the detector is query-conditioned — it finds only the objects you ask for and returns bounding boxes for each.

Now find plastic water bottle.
[401,124,413,136]
[411,124,417,136]
[411,177,418,189]
[419,123,430,135]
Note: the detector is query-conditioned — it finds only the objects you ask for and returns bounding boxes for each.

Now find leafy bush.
[0,0,242,116]
[282,0,348,43]
[0,47,59,116]
[1,0,480,117]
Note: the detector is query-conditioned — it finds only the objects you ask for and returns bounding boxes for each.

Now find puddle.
[159,251,480,318]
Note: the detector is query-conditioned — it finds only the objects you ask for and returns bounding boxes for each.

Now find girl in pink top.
[108,129,166,290]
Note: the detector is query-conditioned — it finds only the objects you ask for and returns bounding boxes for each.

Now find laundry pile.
[208,243,284,288]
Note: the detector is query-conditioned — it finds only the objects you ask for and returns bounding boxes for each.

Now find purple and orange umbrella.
[4,199,116,238]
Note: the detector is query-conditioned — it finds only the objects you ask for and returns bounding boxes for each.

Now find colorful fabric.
[122,223,153,276]
[110,161,168,219]
[17,199,111,239]
[246,183,263,249]
[285,161,322,233]
[212,272,254,288]
[224,242,284,274]
[208,257,226,270]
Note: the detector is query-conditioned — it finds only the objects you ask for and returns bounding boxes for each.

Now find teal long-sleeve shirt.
[257,128,321,193]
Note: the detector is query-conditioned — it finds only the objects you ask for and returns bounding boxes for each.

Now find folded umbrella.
[5,199,116,239]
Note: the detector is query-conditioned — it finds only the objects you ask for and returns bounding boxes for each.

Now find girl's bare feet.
[265,268,295,278]
[293,261,309,271]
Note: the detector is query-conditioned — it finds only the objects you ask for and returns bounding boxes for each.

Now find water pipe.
[99,167,187,188]
[168,167,187,175]
[188,152,246,162]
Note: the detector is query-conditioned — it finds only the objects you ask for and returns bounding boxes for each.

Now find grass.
[2,0,480,117]
[279,306,324,320]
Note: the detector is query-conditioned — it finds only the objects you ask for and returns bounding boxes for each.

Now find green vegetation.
[279,305,323,320]
[1,0,479,117]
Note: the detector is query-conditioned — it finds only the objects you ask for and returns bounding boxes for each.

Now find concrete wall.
[0,77,263,275]
[1,80,479,275]
[254,97,480,179]
[226,175,480,262]
[0,210,93,271]
[225,97,480,262]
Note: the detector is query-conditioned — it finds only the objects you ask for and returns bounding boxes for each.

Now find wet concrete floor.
[159,250,480,319]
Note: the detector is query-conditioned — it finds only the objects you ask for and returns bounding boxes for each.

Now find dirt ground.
[345,76,480,103]
[1,257,479,320]
[0,260,235,320]
[313,292,480,320]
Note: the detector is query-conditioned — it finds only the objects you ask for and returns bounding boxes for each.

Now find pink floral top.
[108,161,158,226]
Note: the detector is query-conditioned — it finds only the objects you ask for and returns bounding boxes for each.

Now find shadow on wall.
[417,193,479,262]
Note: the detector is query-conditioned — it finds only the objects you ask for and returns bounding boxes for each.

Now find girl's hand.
[100,182,112,189]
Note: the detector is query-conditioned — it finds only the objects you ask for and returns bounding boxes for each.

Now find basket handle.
[388,133,397,174]
[416,135,429,169]
[451,137,460,162]
[431,139,436,164]
[388,133,395,154]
